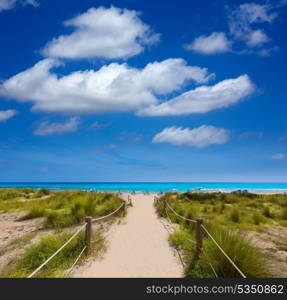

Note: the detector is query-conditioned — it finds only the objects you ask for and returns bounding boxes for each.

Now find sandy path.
[73,194,183,278]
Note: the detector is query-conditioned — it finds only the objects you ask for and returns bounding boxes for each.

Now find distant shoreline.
[0,183,287,194]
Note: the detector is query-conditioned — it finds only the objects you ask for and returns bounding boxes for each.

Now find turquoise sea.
[0,182,287,193]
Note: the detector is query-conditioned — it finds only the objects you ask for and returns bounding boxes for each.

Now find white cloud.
[152,125,230,148]
[186,32,232,54]
[0,0,16,11]
[0,0,39,11]
[228,3,276,48]
[0,109,17,122]
[25,0,39,7]
[0,58,212,114]
[245,29,269,47]
[34,117,80,136]
[42,6,159,60]
[138,74,255,116]
[272,153,285,160]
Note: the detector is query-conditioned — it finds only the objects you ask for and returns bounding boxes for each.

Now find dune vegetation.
[0,188,125,228]
[2,229,106,278]
[0,188,126,278]
[155,191,287,278]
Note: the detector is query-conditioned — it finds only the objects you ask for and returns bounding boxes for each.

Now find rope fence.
[65,245,87,277]
[158,197,247,278]
[27,200,126,278]
[91,201,125,223]
[27,223,87,278]
[164,199,196,223]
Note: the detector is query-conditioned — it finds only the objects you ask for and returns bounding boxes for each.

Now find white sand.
[73,193,183,278]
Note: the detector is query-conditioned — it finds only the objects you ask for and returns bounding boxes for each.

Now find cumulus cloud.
[0,58,212,114]
[0,0,16,11]
[42,7,159,60]
[34,117,80,136]
[153,125,230,148]
[186,32,232,54]
[138,74,255,116]
[0,0,39,11]
[25,0,39,7]
[0,109,17,122]
[228,3,277,48]
[272,153,285,160]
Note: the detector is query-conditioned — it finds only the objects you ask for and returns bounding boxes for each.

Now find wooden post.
[195,218,203,258]
[85,216,92,252]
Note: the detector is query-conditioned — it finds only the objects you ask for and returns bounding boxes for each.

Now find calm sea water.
[0,182,287,193]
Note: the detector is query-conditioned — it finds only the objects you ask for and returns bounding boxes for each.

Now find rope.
[27,223,86,278]
[209,263,218,278]
[65,245,87,277]
[92,201,125,223]
[165,200,196,223]
[201,225,246,278]
[158,214,186,268]
[165,204,172,224]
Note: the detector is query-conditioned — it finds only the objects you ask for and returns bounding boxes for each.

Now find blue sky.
[0,0,286,182]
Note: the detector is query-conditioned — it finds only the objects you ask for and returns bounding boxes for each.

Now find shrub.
[187,227,268,278]
[219,203,226,213]
[45,210,75,228]
[36,188,51,197]
[230,208,240,223]
[253,213,265,225]
[169,230,194,253]
[20,205,46,220]
[263,207,272,218]
[281,207,287,220]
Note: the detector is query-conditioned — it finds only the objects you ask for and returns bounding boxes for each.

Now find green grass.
[154,192,281,278]
[189,227,268,278]
[168,226,268,278]
[1,229,105,278]
[0,189,125,228]
[155,192,287,230]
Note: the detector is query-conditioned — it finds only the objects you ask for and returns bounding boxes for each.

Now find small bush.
[36,188,51,197]
[187,227,268,278]
[263,207,272,218]
[253,213,265,225]
[219,203,226,213]
[20,205,46,220]
[281,207,287,220]
[230,208,240,223]
[169,230,195,253]
[45,210,76,228]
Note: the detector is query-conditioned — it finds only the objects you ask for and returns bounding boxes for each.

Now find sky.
[0,0,286,182]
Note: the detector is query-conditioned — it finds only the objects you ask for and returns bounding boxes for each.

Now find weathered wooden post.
[85,216,92,252]
[195,218,203,258]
